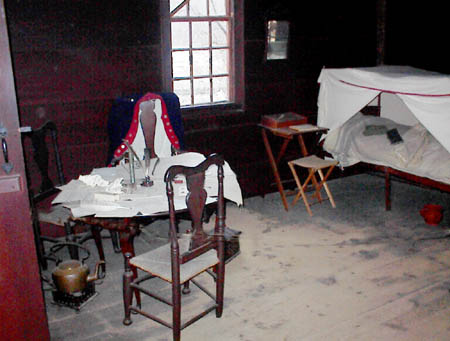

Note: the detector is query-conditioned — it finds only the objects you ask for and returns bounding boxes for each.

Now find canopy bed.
[317,66,450,210]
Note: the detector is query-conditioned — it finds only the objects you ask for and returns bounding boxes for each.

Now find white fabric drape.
[317,66,450,153]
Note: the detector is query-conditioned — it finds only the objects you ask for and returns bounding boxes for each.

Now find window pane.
[190,0,207,16]
[212,49,228,75]
[172,51,190,78]
[210,0,226,16]
[174,80,192,106]
[192,22,209,48]
[213,76,229,102]
[172,5,187,17]
[170,0,184,13]
[193,78,211,104]
[171,22,189,49]
[193,50,210,76]
[212,21,228,47]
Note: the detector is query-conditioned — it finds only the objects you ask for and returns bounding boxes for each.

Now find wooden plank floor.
[45,174,450,340]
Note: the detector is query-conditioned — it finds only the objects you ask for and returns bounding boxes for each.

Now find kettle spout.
[87,260,106,283]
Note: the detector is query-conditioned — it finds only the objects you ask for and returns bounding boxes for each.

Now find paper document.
[53,152,243,218]
[289,124,322,133]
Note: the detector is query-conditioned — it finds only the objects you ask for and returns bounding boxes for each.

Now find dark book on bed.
[386,128,403,145]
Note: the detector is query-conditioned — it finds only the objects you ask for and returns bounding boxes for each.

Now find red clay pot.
[420,204,443,226]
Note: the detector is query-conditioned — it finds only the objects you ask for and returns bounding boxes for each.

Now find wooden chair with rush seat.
[122,154,228,341]
[23,120,113,272]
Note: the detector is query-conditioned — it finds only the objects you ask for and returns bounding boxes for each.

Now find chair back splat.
[123,153,227,341]
[23,120,108,272]
[27,121,64,200]
[165,153,225,264]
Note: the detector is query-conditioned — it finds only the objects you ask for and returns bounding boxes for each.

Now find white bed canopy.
[317,65,450,153]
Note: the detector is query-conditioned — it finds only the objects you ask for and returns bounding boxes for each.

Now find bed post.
[377,94,381,116]
[384,167,391,210]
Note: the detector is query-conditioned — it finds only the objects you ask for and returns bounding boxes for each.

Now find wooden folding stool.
[288,155,338,216]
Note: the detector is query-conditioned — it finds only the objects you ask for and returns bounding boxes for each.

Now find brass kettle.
[50,242,105,295]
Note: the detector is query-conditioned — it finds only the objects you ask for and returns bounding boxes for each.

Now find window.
[163,0,243,108]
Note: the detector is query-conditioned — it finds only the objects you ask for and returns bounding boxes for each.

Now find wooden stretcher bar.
[364,163,450,210]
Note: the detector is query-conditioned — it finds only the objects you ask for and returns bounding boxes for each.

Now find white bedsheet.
[323,113,450,184]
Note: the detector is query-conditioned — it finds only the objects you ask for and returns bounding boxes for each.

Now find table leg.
[90,225,106,274]
[119,230,137,257]
[119,223,141,309]
[276,139,290,164]
[297,134,309,157]
[261,128,290,211]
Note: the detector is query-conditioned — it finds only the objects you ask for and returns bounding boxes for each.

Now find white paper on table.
[224,173,243,206]
[56,152,243,218]
[94,192,120,202]
[52,180,95,204]
[289,124,322,133]
[79,200,127,211]
[205,161,243,206]
[119,193,164,200]
[93,207,142,218]
[91,166,129,182]
[70,207,98,218]
[78,171,125,194]
[105,178,124,193]
[70,205,138,218]
[78,174,109,187]
[90,152,242,205]
[70,199,136,218]
[52,179,125,204]
[61,201,81,209]
[110,196,170,217]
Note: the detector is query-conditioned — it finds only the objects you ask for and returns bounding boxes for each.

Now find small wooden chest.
[261,112,307,128]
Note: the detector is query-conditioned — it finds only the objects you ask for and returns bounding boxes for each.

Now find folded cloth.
[363,125,388,136]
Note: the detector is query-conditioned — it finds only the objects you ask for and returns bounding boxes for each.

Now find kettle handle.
[49,242,91,264]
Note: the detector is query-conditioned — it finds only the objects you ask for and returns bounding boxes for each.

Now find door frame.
[0,1,50,339]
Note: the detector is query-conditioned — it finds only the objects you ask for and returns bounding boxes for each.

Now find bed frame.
[360,96,450,210]
[363,163,450,210]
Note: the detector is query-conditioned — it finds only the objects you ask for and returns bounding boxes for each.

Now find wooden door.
[0,1,50,339]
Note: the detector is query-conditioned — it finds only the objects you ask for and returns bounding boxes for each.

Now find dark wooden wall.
[6,0,448,198]
[6,0,162,191]
[384,2,450,74]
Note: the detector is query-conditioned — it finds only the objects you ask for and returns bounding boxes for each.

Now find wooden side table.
[259,122,328,211]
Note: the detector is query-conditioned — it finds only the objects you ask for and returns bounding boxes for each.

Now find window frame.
[160,0,244,110]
